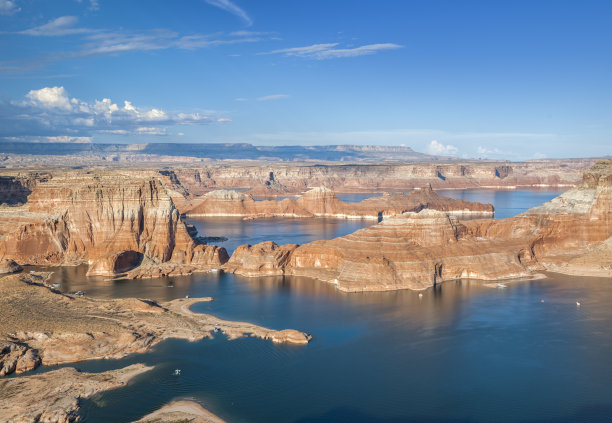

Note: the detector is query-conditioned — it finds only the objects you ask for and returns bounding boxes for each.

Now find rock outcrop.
[223,241,298,276]
[0,259,21,275]
[0,173,229,277]
[135,400,227,423]
[0,363,152,423]
[186,184,494,220]
[225,161,612,291]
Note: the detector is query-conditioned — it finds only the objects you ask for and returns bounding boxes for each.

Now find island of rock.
[185,184,494,220]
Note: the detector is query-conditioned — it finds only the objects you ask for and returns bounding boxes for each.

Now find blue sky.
[0,0,610,159]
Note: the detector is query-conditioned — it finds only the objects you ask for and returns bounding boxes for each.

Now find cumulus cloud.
[0,0,20,15]
[256,94,290,101]
[264,42,403,60]
[0,86,228,140]
[427,140,459,156]
[204,0,252,26]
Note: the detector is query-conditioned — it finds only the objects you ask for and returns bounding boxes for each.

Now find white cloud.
[427,140,459,156]
[264,43,403,60]
[204,0,252,26]
[19,136,93,143]
[234,97,248,102]
[1,86,228,140]
[0,0,20,15]
[19,16,92,36]
[256,94,290,101]
[26,86,73,111]
[476,145,513,158]
[6,21,271,73]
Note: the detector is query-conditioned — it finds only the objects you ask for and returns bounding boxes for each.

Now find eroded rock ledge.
[223,161,612,291]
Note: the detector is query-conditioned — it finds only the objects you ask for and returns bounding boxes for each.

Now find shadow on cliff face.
[0,176,31,205]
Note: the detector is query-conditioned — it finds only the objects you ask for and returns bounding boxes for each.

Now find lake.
[30,188,612,423]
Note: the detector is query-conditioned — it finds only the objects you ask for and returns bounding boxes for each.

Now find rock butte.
[185,184,494,220]
[223,161,612,291]
[0,172,228,278]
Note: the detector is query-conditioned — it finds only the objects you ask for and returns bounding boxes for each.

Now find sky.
[0,0,610,159]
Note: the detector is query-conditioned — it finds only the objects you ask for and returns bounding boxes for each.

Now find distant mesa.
[0,142,440,162]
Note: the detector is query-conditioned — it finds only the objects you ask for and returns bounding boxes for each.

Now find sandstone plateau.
[223,161,612,291]
[185,184,494,220]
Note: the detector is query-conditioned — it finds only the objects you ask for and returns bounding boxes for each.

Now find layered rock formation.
[162,160,593,198]
[186,184,494,220]
[0,173,228,277]
[225,161,612,291]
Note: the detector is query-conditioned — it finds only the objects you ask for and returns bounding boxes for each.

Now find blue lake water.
[192,190,564,254]
[27,187,612,423]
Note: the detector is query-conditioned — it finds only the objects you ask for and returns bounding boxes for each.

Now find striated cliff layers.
[158,159,593,198]
[224,161,612,291]
[185,184,494,219]
[0,173,228,277]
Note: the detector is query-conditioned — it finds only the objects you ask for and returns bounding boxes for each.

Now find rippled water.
[27,187,612,423]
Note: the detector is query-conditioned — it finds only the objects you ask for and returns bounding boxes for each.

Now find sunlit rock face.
[230,161,612,291]
[223,241,298,277]
[186,184,494,220]
[0,173,228,276]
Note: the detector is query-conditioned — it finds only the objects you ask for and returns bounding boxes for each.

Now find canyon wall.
[161,160,593,198]
[224,161,612,291]
[185,184,494,219]
[0,172,228,276]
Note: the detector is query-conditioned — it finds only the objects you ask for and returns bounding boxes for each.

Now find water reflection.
[57,272,612,423]
[186,217,373,255]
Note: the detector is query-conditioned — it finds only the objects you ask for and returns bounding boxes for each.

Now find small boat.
[213,326,220,333]
[173,369,181,376]
[52,283,61,289]
[576,301,581,307]
[497,284,507,289]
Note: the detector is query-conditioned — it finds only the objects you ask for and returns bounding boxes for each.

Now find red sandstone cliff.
[224,161,612,291]
[0,174,228,277]
[185,184,494,220]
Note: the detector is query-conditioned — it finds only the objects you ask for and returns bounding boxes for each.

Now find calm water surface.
[29,188,612,423]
